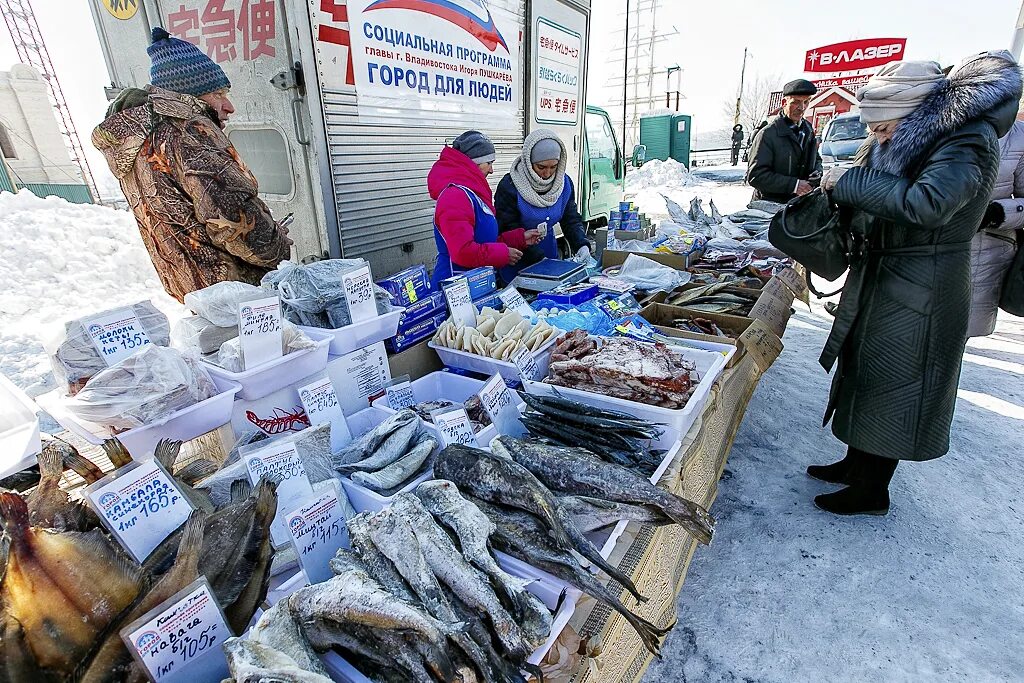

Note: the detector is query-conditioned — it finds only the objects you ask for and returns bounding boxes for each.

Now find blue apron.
[499,175,573,284]
[431,184,499,289]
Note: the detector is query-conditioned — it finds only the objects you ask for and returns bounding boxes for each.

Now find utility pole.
[622,0,629,158]
[1012,0,1024,60]
[733,47,749,127]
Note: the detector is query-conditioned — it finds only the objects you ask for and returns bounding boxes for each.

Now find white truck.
[88,0,627,279]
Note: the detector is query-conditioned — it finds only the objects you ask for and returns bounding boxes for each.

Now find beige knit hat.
[856,60,944,123]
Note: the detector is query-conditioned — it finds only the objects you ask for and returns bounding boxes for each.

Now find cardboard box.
[601,248,703,272]
[640,303,749,367]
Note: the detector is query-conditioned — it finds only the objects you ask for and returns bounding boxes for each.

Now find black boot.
[814,451,898,516]
[806,448,859,485]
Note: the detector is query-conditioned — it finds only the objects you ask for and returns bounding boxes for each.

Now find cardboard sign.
[298,377,352,451]
[738,319,785,373]
[342,265,377,323]
[478,374,524,437]
[748,278,793,339]
[510,345,540,382]
[497,286,534,317]
[777,266,809,300]
[285,485,349,585]
[385,377,416,410]
[85,308,152,366]
[431,407,478,448]
[243,442,314,546]
[442,277,477,327]
[121,578,230,683]
[327,342,392,416]
[85,460,194,563]
[238,296,283,369]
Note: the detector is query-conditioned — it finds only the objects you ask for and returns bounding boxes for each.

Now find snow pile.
[0,190,182,396]
[625,158,699,193]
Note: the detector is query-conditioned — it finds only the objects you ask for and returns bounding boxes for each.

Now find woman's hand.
[523,229,543,246]
[822,167,850,192]
[507,247,523,265]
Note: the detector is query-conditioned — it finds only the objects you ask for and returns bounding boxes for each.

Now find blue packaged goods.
[473,292,501,311]
[610,314,658,341]
[610,210,622,221]
[536,282,600,307]
[619,201,633,212]
[623,211,639,221]
[387,310,447,353]
[377,265,431,306]
[463,266,498,300]
[398,290,446,330]
[624,219,641,230]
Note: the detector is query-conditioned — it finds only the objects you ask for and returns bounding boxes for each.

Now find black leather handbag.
[768,189,850,282]
[999,230,1024,316]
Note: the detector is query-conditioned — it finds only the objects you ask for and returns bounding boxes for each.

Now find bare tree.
[721,72,785,134]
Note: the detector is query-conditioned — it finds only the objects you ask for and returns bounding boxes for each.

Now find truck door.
[528,0,589,189]
[88,0,328,259]
[584,107,621,222]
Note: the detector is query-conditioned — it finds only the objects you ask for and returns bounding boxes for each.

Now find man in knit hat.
[745,78,823,203]
[92,27,291,303]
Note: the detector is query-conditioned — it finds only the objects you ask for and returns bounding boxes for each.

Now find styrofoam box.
[0,373,40,478]
[338,407,435,514]
[36,381,241,460]
[203,329,332,401]
[297,307,405,357]
[524,342,727,436]
[428,333,559,385]
[370,371,525,446]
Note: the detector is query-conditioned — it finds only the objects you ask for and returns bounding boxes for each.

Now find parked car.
[819,112,868,168]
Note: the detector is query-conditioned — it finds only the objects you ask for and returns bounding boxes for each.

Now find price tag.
[243,442,314,546]
[342,264,377,323]
[478,374,524,437]
[431,407,478,448]
[85,460,194,563]
[536,221,548,238]
[328,342,392,416]
[121,578,230,683]
[442,277,477,327]
[285,484,349,585]
[298,377,352,451]
[85,308,152,367]
[748,278,793,339]
[385,376,416,410]
[238,296,283,369]
[738,319,785,373]
[510,345,540,382]
[777,266,809,300]
[497,286,534,317]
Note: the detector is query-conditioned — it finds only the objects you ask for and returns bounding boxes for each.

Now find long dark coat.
[822,55,1022,461]
[745,113,822,203]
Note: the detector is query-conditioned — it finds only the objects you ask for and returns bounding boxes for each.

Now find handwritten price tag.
[442,277,477,327]
[497,286,534,317]
[298,377,352,451]
[738,319,785,373]
[478,374,524,437]
[342,265,377,323]
[385,379,416,410]
[777,267,809,300]
[244,443,314,546]
[85,308,152,367]
[511,345,540,382]
[431,407,478,448]
[238,296,283,369]
[121,578,230,683]
[285,485,349,585]
[85,460,194,563]
[748,278,793,339]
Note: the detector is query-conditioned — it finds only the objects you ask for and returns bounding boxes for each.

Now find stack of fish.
[666,282,761,316]
[407,396,492,434]
[517,392,666,475]
[224,482,554,683]
[336,410,439,495]
[0,437,278,682]
[435,439,716,656]
[433,308,560,361]
[672,317,728,337]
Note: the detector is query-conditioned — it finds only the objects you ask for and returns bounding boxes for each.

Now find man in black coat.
[745,79,823,202]
[730,124,744,165]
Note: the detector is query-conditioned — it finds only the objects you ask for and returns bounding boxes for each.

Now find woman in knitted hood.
[495,129,591,283]
[811,52,1022,516]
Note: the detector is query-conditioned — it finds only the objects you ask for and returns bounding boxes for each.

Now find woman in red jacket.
[428,131,541,288]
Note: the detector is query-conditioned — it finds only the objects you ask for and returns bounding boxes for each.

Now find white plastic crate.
[0,374,40,478]
[203,330,332,401]
[297,308,405,356]
[428,333,559,385]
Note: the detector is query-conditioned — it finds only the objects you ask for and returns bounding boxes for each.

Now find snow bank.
[0,190,182,395]
[625,158,699,193]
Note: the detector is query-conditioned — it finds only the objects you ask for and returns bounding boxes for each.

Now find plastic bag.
[47,301,171,396]
[172,315,238,355]
[183,281,262,327]
[207,321,316,372]
[614,254,691,292]
[262,259,394,329]
[66,345,217,431]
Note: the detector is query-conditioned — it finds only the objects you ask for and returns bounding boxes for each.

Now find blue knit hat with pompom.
[147,27,230,97]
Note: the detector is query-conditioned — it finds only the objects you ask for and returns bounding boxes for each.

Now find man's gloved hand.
[982,201,1005,229]
[572,245,591,264]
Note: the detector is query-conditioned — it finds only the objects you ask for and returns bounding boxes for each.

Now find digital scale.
[511,258,588,293]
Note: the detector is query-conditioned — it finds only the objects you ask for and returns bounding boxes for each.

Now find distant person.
[91,27,291,303]
[495,129,590,283]
[730,124,744,165]
[969,102,1024,336]
[745,79,822,202]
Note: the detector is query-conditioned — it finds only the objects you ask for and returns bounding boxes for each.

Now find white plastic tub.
[525,342,727,436]
[0,374,40,478]
[428,333,559,386]
[36,381,240,460]
[203,330,332,401]
[658,335,738,368]
[297,307,405,356]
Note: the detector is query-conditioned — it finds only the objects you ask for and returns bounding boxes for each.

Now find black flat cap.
[783,79,817,96]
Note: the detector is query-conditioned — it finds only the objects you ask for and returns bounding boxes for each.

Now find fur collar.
[866,55,1022,176]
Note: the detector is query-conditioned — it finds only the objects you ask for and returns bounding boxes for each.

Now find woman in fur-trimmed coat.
[809,52,1022,516]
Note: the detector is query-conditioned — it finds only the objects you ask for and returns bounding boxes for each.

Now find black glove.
[982,202,1004,229]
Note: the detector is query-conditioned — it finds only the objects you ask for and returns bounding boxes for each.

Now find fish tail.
[58,445,105,484]
[36,442,65,482]
[0,492,29,540]
[230,478,253,502]
[253,478,279,524]
[556,508,648,604]
[153,439,184,472]
[175,510,207,572]
[175,459,218,486]
[102,438,133,467]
